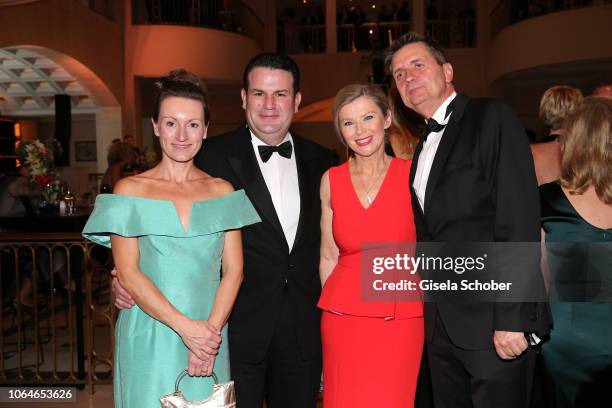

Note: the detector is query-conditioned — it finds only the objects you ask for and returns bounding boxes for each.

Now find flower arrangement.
[15,137,63,187]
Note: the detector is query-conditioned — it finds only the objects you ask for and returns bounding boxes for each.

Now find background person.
[100,141,137,193]
[540,96,612,407]
[592,84,612,98]
[532,85,583,185]
[0,161,39,218]
[83,69,260,407]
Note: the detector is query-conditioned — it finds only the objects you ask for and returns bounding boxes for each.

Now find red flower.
[34,175,53,188]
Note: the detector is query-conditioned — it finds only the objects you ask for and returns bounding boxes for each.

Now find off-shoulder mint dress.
[82,190,260,407]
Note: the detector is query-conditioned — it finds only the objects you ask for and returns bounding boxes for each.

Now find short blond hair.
[539,85,584,130]
[560,96,612,204]
[332,84,389,146]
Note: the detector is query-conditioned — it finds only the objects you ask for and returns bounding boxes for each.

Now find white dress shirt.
[250,131,300,251]
[413,92,457,212]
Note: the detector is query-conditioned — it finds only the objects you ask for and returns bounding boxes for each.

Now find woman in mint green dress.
[83,70,260,407]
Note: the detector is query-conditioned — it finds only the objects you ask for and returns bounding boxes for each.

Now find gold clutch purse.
[159,370,236,408]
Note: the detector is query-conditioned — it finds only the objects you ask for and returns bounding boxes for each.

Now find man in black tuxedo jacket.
[194,54,336,408]
[386,33,551,407]
[113,54,336,408]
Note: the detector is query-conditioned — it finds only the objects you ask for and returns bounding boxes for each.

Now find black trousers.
[231,295,322,408]
[415,342,435,408]
[428,312,536,408]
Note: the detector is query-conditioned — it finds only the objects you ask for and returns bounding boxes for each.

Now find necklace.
[356,158,389,207]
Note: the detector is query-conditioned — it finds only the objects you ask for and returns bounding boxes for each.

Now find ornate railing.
[279,18,475,54]
[490,0,604,38]
[0,233,114,393]
[338,21,413,53]
[425,18,475,48]
[279,21,412,54]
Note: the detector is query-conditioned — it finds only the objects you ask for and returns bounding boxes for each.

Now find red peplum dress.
[318,158,424,408]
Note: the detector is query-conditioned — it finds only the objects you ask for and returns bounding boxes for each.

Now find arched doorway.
[0,45,122,195]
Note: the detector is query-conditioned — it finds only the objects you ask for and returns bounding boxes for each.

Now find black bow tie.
[421,96,457,141]
[422,118,446,141]
[258,141,293,162]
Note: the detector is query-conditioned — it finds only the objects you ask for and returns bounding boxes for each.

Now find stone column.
[95,107,122,173]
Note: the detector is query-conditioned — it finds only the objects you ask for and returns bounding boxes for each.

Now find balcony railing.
[426,17,476,48]
[490,0,607,38]
[279,18,475,54]
[337,21,413,52]
[1,233,114,392]
[132,0,264,47]
[278,21,412,54]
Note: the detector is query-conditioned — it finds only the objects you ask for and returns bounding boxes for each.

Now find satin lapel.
[410,138,425,221]
[227,129,286,241]
[291,136,313,252]
[423,93,469,214]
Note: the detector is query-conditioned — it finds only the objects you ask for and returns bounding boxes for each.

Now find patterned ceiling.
[0,47,98,117]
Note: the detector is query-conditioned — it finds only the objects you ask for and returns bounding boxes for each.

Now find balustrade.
[0,233,114,393]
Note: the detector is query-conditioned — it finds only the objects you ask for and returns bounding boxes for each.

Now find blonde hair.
[332,83,389,146]
[387,84,423,147]
[539,85,584,131]
[560,96,612,204]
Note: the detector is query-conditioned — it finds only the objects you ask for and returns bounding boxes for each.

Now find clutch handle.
[175,370,219,393]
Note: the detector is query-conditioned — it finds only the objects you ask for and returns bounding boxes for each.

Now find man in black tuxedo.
[113,54,336,407]
[194,54,336,408]
[386,32,551,407]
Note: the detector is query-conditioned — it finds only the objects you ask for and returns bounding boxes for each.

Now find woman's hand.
[177,319,222,361]
[186,350,216,377]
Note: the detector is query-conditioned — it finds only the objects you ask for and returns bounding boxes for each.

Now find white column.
[326,0,337,53]
[95,107,122,173]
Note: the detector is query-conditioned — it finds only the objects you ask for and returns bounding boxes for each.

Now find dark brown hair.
[153,69,210,125]
[243,53,300,94]
[385,32,447,74]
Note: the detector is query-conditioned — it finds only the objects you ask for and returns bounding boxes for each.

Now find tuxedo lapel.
[227,127,286,242]
[423,93,469,214]
[291,136,314,252]
[410,138,425,221]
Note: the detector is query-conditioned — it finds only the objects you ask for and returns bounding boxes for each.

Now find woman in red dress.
[318,83,424,407]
